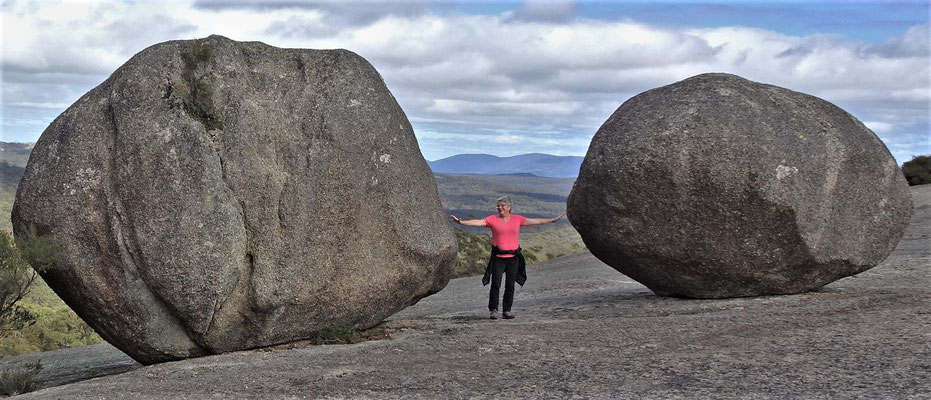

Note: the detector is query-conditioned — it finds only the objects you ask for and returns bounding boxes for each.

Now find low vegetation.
[451,225,585,278]
[0,226,62,395]
[179,40,223,131]
[0,280,103,356]
[0,161,24,233]
[309,326,393,345]
[0,228,104,357]
[261,326,392,350]
[0,217,103,358]
[902,155,931,186]
[0,359,42,396]
[1,228,59,333]
[452,228,493,278]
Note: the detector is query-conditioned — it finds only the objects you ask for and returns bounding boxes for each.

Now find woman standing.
[450,196,565,319]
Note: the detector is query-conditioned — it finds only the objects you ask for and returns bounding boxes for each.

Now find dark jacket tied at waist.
[482,246,527,286]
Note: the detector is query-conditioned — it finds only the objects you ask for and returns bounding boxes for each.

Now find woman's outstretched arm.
[523,212,566,226]
[450,215,487,227]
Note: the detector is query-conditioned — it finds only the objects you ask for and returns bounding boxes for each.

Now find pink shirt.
[483,214,527,258]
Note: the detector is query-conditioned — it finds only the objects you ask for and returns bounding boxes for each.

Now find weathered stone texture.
[12,35,456,364]
[567,73,912,298]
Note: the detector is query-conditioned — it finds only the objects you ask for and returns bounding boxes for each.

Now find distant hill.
[0,162,25,233]
[428,153,583,177]
[0,141,35,168]
[1,142,32,233]
[434,173,573,219]
[434,173,584,267]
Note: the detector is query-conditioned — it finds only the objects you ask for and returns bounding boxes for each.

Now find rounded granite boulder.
[567,73,912,298]
[12,35,457,364]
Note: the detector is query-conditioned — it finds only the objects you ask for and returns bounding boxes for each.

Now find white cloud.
[863,121,895,134]
[510,0,576,23]
[1,117,49,127]
[3,1,198,76]
[490,134,525,144]
[1,1,928,163]
[6,102,71,109]
[867,24,930,58]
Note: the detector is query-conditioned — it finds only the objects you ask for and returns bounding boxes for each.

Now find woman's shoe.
[490,310,499,319]
[503,312,515,319]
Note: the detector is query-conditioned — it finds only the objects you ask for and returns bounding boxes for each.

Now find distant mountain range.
[428,153,583,178]
[0,142,34,168]
[1,142,31,232]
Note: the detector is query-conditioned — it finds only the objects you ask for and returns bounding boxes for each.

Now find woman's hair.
[496,196,512,207]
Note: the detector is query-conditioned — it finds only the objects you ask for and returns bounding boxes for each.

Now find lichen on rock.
[176,39,223,131]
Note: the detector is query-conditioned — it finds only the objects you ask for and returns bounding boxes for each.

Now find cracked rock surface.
[568,73,912,298]
[11,35,456,364]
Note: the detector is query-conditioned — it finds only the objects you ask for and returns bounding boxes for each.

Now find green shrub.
[179,40,223,131]
[0,227,101,356]
[451,225,585,278]
[0,161,24,233]
[0,359,42,396]
[0,228,59,333]
[0,276,104,357]
[452,228,492,278]
[0,334,41,356]
[15,302,103,354]
[902,155,931,186]
[311,326,360,345]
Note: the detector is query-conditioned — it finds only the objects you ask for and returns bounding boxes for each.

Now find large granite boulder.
[567,73,912,298]
[12,35,457,364]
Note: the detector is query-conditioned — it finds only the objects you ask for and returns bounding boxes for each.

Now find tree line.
[902,155,931,186]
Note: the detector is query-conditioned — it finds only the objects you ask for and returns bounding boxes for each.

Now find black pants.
[488,256,519,312]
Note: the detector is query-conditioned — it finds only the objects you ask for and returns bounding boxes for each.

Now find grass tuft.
[0,359,42,396]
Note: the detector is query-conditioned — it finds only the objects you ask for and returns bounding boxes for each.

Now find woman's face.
[496,201,511,215]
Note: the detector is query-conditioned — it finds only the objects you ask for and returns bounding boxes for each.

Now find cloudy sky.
[2,0,929,163]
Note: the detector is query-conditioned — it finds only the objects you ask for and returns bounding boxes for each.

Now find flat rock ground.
[6,185,930,399]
